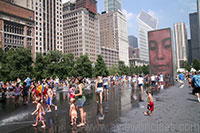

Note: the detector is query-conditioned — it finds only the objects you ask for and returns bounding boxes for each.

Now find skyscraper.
[174,22,188,68]
[14,0,63,56]
[189,12,198,61]
[128,35,138,48]
[188,39,192,64]
[63,0,100,63]
[104,0,122,13]
[138,10,158,62]
[76,0,97,14]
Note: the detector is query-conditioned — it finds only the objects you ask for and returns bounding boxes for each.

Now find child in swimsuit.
[144,90,154,116]
[69,87,75,99]
[46,87,57,112]
[70,98,77,126]
[32,98,46,128]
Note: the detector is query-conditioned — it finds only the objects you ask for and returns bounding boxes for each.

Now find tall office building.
[174,22,188,68]
[0,0,35,57]
[128,35,138,48]
[116,11,129,66]
[138,10,158,62]
[63,1,100,63]
[188,39,192,64]
[99,12,118,67]
[104,0,122,13]
[14,0,63,56]
[189,12,198,61]
[99,11,129,66]
[76,0,97,14]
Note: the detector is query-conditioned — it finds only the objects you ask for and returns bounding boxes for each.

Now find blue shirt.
[192,74,200,88]
[179,73,184,81]
[26,78,31,86]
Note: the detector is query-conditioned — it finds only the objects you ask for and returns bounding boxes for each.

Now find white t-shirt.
[138,77,144,84]
[132,77,137,83]
[55,78,59,83]
[151,76,155,81]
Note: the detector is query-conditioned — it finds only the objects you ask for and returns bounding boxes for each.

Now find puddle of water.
[0,83,161,132]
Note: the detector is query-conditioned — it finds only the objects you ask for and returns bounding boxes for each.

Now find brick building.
[0,0,35,57]
[76,0,97,14]
[63,0,100,63]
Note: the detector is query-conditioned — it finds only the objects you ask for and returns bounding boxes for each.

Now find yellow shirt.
[37,85,42,93]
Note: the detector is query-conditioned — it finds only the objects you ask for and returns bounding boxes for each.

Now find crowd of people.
[1,71,200,129]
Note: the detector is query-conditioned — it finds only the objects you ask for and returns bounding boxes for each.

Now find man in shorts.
[178,72,184,88]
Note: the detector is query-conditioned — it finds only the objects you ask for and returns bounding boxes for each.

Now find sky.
[63,0,197,39]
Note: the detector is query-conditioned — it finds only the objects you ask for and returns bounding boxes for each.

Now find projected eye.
[149,40,157,51]
[162,38,171,49]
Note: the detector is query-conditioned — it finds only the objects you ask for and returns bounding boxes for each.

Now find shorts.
[147,102,154,112]
[37,112,44,122]
[96,87,103,93]
[151,81,156,86]
[138,84,144,87]
[104,85,109,90]
[47,97,53,106]
[76,99,86,108]
[193,87,200,94]
[179,80,184,84]
[15,92,21,96]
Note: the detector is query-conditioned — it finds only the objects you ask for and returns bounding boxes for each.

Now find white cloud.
[122,9,136,21]
[122,9,138,36]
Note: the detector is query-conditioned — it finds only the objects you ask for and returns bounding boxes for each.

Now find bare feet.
[55,106,57,111]
[41,125,46,128]
[32,124,37,127]
[47,110,52,112]
[144,112,149,116]
[77,123,85,127]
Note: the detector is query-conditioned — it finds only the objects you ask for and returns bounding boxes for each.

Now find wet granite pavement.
[0,82,199,133]
[111,82,200,133]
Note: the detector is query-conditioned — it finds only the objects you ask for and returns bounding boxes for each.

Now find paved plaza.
[0,82,199,133]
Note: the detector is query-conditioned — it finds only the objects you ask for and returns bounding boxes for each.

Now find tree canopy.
[0,47,154,81]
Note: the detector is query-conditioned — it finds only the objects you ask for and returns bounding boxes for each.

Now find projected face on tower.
[148,28,173,77]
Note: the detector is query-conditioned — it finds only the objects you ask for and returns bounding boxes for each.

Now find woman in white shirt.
[138,75,144,101]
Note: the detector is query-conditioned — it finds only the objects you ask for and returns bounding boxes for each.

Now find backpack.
[193,75,200,88]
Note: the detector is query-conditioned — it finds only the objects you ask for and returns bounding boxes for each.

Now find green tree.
[34,53,46,80]
[43,51,63,78]
[129,63,134,75]
[0,48,5,81]
[94,55,108,77]
[108,64,120,75]
[182,61,191,71]
[1,48,33,81]
[142,65,150,75]
[192,59,200,71]
[75,55,92,78]
[118,60,127,75]
[58,53,75,79]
